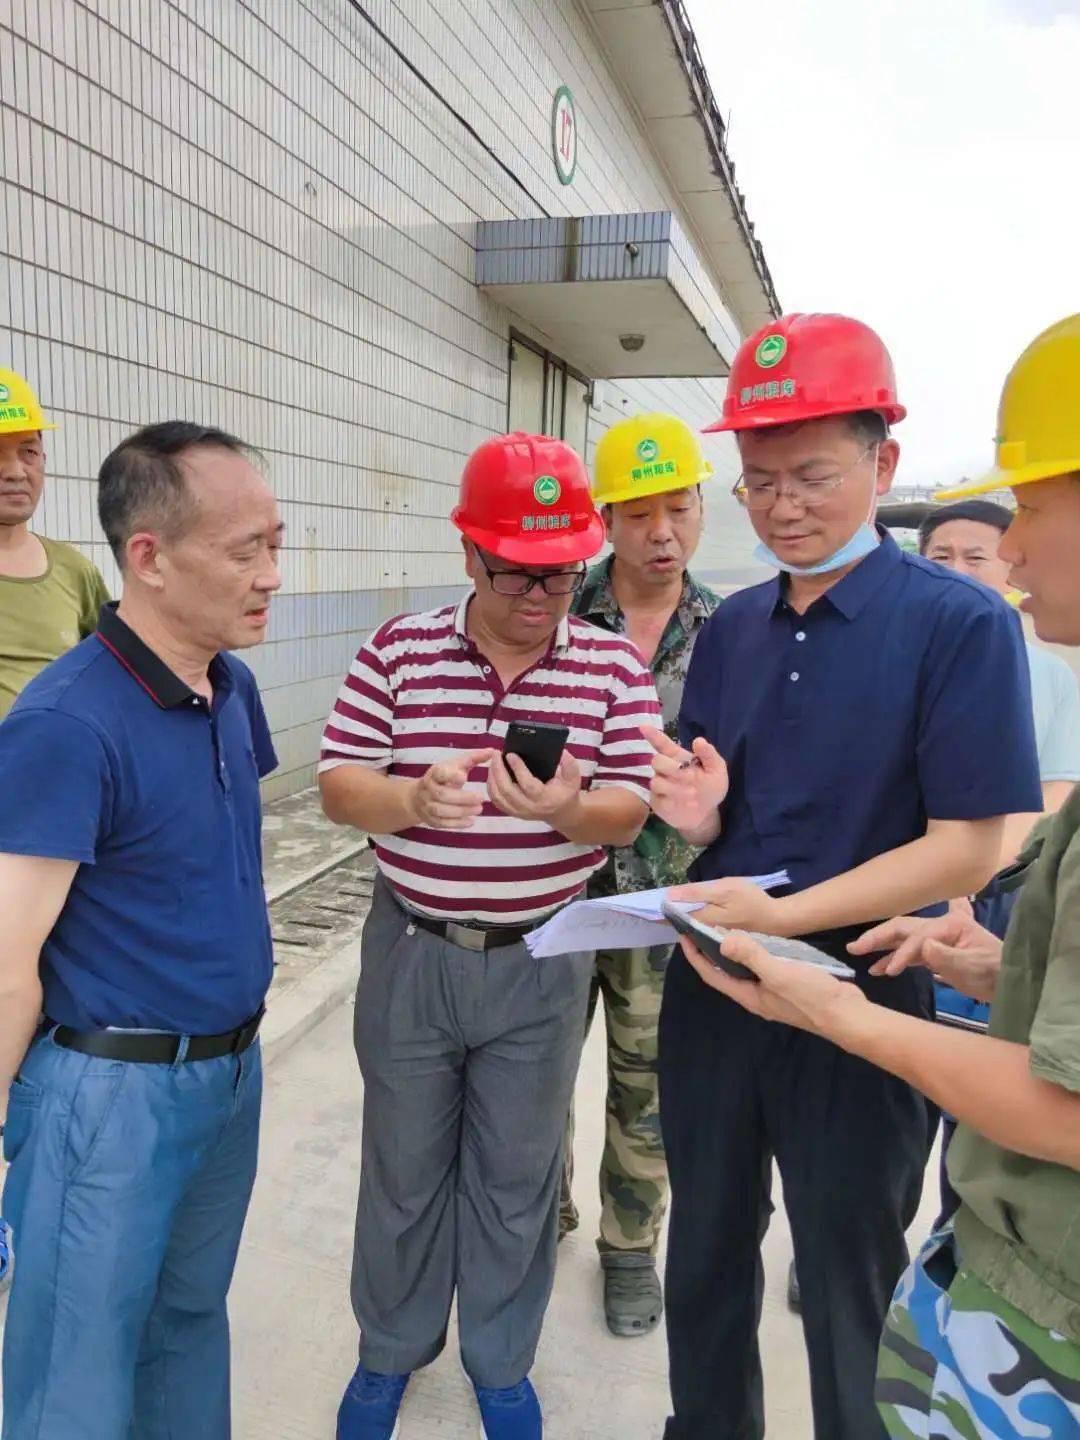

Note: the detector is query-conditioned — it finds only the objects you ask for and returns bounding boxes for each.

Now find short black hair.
[98,421,257,565]
[917,499,1013,555]
[745,410,890,446]
[844,409,890,446]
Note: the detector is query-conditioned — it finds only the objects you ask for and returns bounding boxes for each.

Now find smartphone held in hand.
[502,721,569,784]
[661,901,857,982]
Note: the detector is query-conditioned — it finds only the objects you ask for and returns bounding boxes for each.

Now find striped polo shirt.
[319,595,661,924]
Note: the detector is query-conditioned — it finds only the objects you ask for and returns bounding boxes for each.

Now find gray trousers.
[351,877,592,1388]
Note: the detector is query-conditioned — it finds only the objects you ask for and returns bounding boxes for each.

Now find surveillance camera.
[619,334,645,353]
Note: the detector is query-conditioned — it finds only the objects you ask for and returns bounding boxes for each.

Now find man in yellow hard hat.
[674,315,1080,1435]
[559,413,720,1337]
[916,496,1080,1233]
[0,368,109,719]
[0,369,108,1293]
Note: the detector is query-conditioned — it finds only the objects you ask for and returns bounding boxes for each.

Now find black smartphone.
[502,721,569,784]
[661,901,857,982]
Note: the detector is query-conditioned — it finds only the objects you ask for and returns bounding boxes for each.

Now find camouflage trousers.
[559,944,670,1255]
[877,1229,1080,1438]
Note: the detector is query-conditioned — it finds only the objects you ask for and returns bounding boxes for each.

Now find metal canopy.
[476,212,739,379]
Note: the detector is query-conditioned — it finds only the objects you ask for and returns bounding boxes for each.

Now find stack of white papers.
[524,873,790,958]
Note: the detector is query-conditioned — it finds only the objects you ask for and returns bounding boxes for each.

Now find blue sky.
[688,0,1080,488]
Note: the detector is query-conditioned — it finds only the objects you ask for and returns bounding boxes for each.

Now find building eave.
[477,211,738,378]
[580,0,781,334]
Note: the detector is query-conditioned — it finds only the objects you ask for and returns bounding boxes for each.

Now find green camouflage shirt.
[574,557,721,897]
[952,786,1080,1342]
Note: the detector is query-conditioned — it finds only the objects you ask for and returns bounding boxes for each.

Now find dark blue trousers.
[659,946,937,1440]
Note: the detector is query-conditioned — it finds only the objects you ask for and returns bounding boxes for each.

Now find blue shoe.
[336,1365,409,1440]
[473,1377,542,1439]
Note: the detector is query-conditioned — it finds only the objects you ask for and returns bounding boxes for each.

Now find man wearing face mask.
[644,314,1042,1440]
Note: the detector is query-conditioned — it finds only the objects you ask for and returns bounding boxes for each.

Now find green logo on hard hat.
[637,438,659,463]
[534,475,561,505]
[755,334,787,369]
[0,385,9,403]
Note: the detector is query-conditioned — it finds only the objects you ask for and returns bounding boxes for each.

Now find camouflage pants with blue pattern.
[877,1229,1080,1438]
[559,944,671,1255]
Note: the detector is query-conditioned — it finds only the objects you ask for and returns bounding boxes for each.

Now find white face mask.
[753,448,881,575]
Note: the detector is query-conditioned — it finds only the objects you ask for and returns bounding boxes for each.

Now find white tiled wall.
[0,0,759,799]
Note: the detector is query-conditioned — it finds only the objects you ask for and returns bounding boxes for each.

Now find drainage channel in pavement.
[267,849,377,1002]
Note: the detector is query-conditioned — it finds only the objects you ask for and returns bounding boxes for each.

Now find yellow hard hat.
[0,368,56,434]
[937,314,1080,500]
[591,413,714,506]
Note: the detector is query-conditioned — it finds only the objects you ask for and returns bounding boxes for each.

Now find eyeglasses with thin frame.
[478,555,587,596]
[732,444,877,511]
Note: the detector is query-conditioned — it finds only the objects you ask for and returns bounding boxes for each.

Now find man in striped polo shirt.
[320,432,661,1440]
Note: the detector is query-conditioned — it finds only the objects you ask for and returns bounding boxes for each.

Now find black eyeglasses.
[478,556,587,596]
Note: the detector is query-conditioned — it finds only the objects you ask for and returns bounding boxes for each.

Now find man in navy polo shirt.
[0,422,282,1439]
[645,315,1042,1440]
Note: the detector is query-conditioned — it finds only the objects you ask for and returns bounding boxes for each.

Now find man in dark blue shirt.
[645,314,1041,1440]
[0,422,282,1439]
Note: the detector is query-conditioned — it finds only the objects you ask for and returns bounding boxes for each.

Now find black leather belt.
[48,1006,265,1064]
[407,913,537,952]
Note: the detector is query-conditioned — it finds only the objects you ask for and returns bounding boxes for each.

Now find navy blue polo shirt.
[680,530,1042,932]
[0,605,276,1033]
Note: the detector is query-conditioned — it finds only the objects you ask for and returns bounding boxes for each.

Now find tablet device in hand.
[662,901,857,981]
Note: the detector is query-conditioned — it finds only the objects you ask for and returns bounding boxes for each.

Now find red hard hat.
[452,432,605,564]
[704,313,907,433]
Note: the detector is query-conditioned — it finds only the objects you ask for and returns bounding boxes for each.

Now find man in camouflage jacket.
[560,413,721,1338]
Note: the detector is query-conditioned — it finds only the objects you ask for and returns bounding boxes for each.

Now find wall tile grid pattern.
[0,0,756,798]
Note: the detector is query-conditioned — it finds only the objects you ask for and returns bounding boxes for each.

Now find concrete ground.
[229,994,942,1440]
[260,787,366,903]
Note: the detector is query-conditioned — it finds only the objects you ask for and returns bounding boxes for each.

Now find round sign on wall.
[552,86,577,186]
